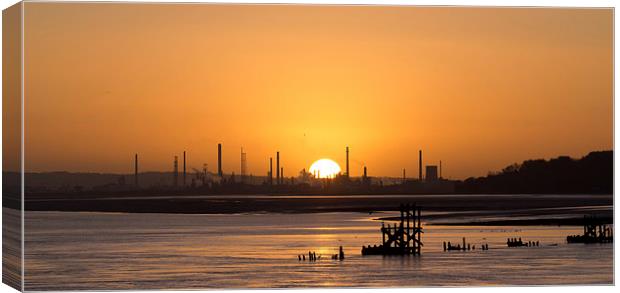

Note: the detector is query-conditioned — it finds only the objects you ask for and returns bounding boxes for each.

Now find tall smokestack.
[281,167,284,184]
[403,168,406,183]
[174,156,178,187]
[276,151,280,185]
[346,146,350,178]
[269,157,273,185]
[218,144,222,177]
[240,148,247,183]
[363,166,367,179]
[134,153,138,187]
[440,160,442,179]
[419,150,422,181]
[183,151,186,186]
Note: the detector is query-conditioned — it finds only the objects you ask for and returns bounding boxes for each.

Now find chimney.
[134,153,138,187]
[346,146,350,178]
[440,160,442,179]
[174,156,179,187]
[363,166,367,178]
[276,151,280,185]
[269,157,273,185]
[419,150,423,181]
[218,143,222,177]
[183,151,186,186]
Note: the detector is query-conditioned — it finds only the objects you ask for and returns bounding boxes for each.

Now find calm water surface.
[24,210,613,290]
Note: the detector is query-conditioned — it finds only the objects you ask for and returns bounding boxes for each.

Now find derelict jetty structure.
[362,203,423,255]
[567,215,613,244]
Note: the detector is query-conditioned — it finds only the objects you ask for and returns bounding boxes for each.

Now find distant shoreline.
[6,150,612,197]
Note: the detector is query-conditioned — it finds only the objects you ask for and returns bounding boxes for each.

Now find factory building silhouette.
[426,166,438,182]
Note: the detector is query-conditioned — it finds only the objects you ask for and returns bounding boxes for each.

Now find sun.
[309,159,341,178]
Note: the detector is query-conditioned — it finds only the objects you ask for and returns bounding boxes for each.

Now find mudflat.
[24,194,612,225]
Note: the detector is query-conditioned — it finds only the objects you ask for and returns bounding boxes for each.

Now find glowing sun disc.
[309,159,341,178]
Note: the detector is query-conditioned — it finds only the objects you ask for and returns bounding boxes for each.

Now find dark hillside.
[456,151,613,194]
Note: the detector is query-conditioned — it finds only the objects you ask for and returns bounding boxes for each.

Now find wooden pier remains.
[506,238,539,247]
[443,238,486,251]
[567,215,613,244]
[361,203,423,255]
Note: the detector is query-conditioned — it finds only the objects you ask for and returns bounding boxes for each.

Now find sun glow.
[309,159,341,178]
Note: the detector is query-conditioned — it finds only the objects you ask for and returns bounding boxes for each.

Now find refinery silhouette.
[125,144,456,194]
[17,144,459,197]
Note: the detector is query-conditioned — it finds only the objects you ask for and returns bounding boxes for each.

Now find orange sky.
[23,3,613,179]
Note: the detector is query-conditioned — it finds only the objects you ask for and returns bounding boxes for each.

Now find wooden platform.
[567,215,613,244]
[362,203,423,256]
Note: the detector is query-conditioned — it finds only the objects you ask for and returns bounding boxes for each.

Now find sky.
[23,3,612,179]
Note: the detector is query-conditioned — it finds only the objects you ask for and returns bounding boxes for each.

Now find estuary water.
[24,209,613,290]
